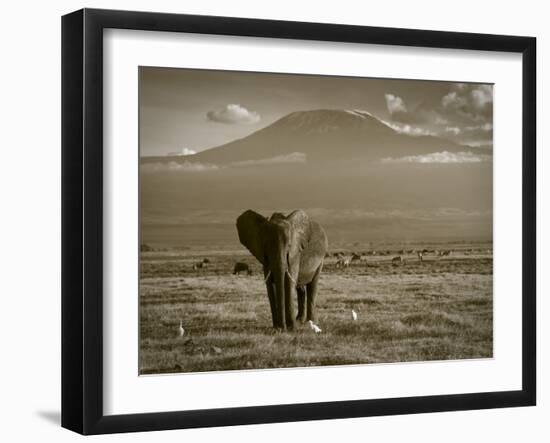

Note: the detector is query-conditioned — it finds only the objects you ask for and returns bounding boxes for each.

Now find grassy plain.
[139,245,492,374]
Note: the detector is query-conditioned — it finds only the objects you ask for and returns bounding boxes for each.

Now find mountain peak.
[284,108,376,119]
[273,109,392,135]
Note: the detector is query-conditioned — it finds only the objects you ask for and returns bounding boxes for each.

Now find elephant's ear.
[236,210,267,265]
[287,210,311,252]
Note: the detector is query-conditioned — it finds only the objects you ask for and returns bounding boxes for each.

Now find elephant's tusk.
[286,270,297,286]
[263,270,272,283]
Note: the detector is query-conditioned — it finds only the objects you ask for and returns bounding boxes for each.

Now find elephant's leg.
[274,271,286,330]
[306,264,323,322]
[296,286,307,323]
[284,274,296,330]
[264,268,278,328]
[266,281,278,328]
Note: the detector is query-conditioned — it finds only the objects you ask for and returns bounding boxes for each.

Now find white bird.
[178,320,185,337]
[352,309,358,321]
[308,320,322,333]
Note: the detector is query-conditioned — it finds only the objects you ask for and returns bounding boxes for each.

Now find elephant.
[233,262,252,275]
[392,256,404,265]
[236,209,328,330]
[192,261,205,270]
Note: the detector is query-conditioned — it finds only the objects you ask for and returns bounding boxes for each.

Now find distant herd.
[183,247,490,274]
[332,248,453,267]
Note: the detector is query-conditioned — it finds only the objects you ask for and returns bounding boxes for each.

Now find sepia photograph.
[139,67,493,375]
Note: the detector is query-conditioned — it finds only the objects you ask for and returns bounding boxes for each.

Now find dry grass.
[139,248,492,374]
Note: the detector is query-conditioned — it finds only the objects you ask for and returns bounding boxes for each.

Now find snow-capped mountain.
[142,109,476,165]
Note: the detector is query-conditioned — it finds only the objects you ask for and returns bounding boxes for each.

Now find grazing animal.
[233,262,252,275]
[237,209,328,330]
[308,320,322,333]
[192,262,204,270]
[392,256,404,265]
[202,258,210,264]
[351,253,362,262]
[351,309,358,321]
[178,320,185,337]
[336,256,352,268]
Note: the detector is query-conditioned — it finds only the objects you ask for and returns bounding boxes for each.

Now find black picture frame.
[61,8,536,435]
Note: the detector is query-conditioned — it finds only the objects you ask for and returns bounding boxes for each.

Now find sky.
[139,67,493,157]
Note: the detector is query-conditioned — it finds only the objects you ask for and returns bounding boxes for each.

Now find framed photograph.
[61,8,536,435]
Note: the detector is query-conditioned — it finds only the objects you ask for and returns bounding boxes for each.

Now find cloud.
[141,161,219,173]
[231,152,306,167]
[440,83,493,122]
[381,151,491,164]
[385,94,408,114]
[206,104,261,124]
[419,83,494,147]
[471,85,492,109]
[437,119,493,148]
[465,123,492,132]
[166,148,196,156]
[445,123,493,147]
[445,126,461,135]
[141,153,306,173]
[441,91,468,109]
[384,93,432,124]
[382,83,493,144]
[381,120,436,136]
[466,141,493,149]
